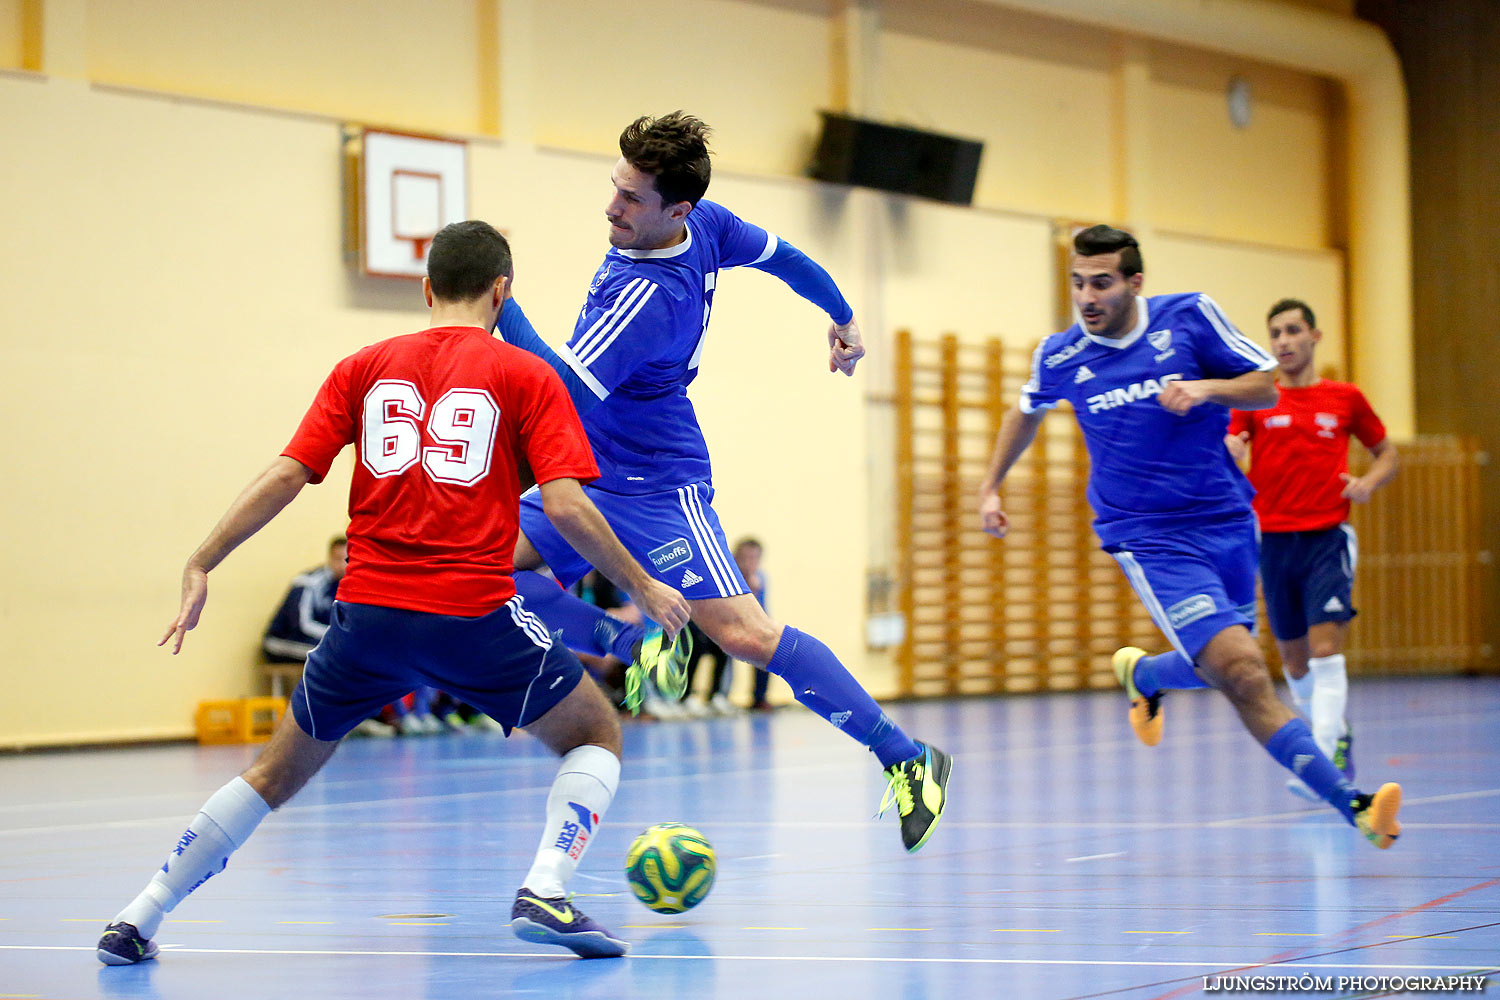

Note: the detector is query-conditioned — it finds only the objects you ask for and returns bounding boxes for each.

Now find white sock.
[522,745,620,899]
[1307,654,1349,758]
[1285,668,1315,717]
[113,776,272,939]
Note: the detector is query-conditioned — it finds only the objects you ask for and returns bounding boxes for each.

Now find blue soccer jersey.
[1020,293,1276,546]
[520,199,851,495]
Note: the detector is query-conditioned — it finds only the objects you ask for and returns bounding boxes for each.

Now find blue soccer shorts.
[1258,524,1358,641]
[519,481,750,601]
[1105,515,1259,662]
[291,597,583,741]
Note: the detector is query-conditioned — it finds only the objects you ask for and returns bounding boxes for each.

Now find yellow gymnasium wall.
[2,0,1361,746]
[0,0,22,68]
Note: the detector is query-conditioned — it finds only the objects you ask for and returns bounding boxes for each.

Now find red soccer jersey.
[281,325,599,616]
[1228,379,1386,533]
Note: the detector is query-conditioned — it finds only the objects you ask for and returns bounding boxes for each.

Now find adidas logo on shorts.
[680,568,704,588]
[1323,596,1344,613]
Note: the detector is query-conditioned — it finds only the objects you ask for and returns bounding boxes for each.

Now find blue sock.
[765,626,920,768]
[1132,651,1208,698]
[514,570,643,661]
[1265,719,1357,822]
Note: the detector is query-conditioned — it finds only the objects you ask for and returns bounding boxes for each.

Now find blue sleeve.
[751,239,854,325]
[1189,295,1277,379]
[1018,341,1061,413]
[701,200,853,325]
[496,299,601,415]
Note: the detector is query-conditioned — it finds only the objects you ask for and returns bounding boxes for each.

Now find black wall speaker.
[810,111,983,206]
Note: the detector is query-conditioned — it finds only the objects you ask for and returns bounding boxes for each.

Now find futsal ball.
[625,822,716,914]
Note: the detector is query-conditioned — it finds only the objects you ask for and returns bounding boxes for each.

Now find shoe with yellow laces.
[879,742,953,853]
[621,626,694,715]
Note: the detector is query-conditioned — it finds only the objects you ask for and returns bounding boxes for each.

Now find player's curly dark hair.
[619,112,713,207]
[427,220,512,301]
[1073,224,1143,277]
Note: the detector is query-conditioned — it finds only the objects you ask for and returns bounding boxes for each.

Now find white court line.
[0,943,1490,971]
[1066,852,1126,862]
[6,788,1498,842]
[0,729,1240,820]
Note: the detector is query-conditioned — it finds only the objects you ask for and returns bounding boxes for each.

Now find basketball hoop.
[392,169,443,263]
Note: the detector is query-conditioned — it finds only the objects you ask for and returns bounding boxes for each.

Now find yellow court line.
[1124,930,1191,935]
[743,927,807,931]
[1255,932,1320,937]
[278,921,336,925]
[1387,934,1455,940]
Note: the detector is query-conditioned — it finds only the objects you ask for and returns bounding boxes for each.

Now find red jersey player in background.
[1228,298,1399,800]
[97,221,688,966]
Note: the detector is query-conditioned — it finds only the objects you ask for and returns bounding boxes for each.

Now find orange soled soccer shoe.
[1111,646,1163,747]
[1352,782,1403,850]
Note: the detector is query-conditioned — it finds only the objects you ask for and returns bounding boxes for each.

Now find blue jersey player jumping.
[498,112,951,853]
[977,225,1402,850]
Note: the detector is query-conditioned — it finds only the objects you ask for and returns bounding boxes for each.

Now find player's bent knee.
[525,675,622,757]
[1216,657,1276,708]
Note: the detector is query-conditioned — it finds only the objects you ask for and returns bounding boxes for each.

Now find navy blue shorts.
[1258,525,1358,641]
[519,481,750,601]
[1106,516,1259,662]
[290,597,583,742]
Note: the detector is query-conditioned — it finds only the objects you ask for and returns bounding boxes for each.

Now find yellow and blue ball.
[625,822,716,914]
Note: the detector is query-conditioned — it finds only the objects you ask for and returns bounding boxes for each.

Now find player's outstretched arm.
[977,405,1046,538]
[536,477,690,637]
[162,456,315,654]
[496,299,602,416]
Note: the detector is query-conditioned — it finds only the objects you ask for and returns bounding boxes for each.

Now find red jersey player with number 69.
[96,221,689,968]
[1227,298,1399,801]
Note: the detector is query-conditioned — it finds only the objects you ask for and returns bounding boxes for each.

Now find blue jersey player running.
[498,112,951,853]
[977,225,1402,849]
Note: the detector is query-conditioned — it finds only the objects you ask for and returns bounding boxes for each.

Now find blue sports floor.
[3,676,1497,999]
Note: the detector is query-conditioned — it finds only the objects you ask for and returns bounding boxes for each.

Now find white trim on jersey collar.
[617,219,695,259]
[1081,295,1150,350]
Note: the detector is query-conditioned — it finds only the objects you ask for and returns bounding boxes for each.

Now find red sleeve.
[512,354,600,485]
[1227,409,1253,437]
[282,357,358,484]
[1348,387,1387,450]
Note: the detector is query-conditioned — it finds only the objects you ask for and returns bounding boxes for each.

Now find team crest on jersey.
[1148,328,1175,361]
[589,263,611,293]
[648,538,694,572]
